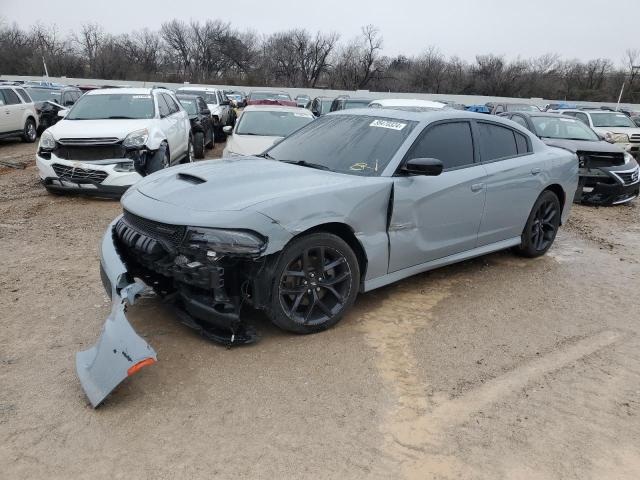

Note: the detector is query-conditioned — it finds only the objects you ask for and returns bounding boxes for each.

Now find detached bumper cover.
[76,219,157,407]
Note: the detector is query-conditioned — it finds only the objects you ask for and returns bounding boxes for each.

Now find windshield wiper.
[106,116,136,119]
[256,152,275,159]
[280,160,331,171]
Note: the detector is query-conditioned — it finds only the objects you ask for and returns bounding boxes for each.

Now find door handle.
[471,183,484,192]
[531,167,542,175]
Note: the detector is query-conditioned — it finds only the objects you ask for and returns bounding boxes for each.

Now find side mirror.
[222,125,233,134]
[202,109,211,116]
[402,158,443,176]
[57,109,69,119]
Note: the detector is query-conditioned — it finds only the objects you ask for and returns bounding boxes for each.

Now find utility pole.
[616,65,640,111]
[42,56,49,78]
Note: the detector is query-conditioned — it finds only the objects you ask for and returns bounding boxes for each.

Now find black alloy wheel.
[269,233,360,334]
[516,190,561,257]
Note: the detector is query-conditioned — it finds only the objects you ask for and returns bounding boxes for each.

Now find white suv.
[36,87,192,197]
[560,109,640,158]
[0,84,39,143]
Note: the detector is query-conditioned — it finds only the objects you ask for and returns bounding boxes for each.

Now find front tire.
[22,118,37,143]
[144,142,170,175]
[193,131,205,159]
[268,233,360,334]
[515,190,561,257]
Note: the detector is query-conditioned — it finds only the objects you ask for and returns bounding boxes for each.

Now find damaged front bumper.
[75,219,157,407]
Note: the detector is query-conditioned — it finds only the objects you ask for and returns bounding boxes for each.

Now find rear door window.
[406,121,475,170]
[511,115,528,129]
[575,112,590,125]
[478,123,519,161]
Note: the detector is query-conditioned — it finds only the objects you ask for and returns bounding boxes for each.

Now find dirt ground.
[1,137,639,480]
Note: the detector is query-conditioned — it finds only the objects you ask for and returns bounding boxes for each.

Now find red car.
[246,91,296,107]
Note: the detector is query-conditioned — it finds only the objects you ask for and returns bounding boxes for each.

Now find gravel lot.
[1,138,639,479]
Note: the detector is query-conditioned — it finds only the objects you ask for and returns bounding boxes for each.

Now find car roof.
[250,90,289,95]
[330,108,520,125]
[85,87,166,96]
[509,112,568,119]
[176,86,219,92]
[176,94,202,100]
[369,98,447,109]
[242,105,314,115]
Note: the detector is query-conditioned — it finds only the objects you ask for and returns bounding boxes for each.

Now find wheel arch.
[289,222,369,285]
[543,183,566,222]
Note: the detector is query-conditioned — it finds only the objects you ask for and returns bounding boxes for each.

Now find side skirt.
[363,237,522,292]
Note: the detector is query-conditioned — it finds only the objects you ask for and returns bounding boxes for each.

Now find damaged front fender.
[76,219,157,408]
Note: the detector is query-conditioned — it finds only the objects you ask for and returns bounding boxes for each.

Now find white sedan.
[222,105,314,157]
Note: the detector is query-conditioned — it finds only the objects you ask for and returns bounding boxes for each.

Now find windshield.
[179,90,218,104]
[26,88,61,103]
[236,110,313,137]
[178,98,197,115]
[265,115,417,176]
[508,104,540,112]
[531,116,599,141]
[590,112,636,128]
[66,93,155,120]
[321,99,333,111]
[250,92,292,101]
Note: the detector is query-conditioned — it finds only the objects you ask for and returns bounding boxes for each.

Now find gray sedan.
[78,109,578,406]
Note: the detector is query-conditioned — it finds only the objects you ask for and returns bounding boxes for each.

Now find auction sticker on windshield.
[370,119,407,130]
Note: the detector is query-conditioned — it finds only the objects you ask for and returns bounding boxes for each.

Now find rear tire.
[22,118,37,143]
[268,233,360,334]
[515,190,561,258]
[193,131,205,159]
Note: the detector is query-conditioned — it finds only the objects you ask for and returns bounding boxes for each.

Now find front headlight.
[186,227,267,256]
[123,128,149,148]
[39,130,55,150]
[624,152,635,164]
[114,161,135,172]
[608,132,630,143]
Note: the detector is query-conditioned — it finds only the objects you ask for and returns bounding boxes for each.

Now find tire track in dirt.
[357,273,627,479]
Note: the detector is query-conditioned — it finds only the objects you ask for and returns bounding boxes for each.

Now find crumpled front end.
[575,152,640,205]
[76,219,157,407]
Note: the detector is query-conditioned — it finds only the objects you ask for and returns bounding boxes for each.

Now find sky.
[0,0,637,65]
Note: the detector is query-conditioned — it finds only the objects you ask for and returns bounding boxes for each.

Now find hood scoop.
[176,172,207,184]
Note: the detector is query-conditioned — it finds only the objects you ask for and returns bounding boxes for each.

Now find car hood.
[542,138,623,154]
[132,158,384,213]
[48,119,152,140]
[225,134,283,156]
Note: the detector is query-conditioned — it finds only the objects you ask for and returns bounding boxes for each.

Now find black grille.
[121,211,187,249]
[578,151,625,168]
[630,134,640,144]
[616,169,640,185]
[54,144,125,161]
[52,163,108,183]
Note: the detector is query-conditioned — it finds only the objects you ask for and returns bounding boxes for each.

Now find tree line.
[1,19,638,103]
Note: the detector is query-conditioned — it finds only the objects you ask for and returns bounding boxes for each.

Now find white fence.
[2,74,638,110]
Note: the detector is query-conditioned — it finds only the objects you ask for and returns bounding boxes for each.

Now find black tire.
[193,131,205,159]
[205,127,214,149]
[22,118,37,143]
[144,142,170,175]
[268,233,360,334]
[515,190,561,258]
[181,136,194,164]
